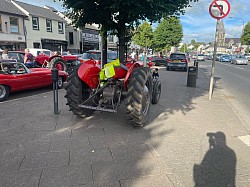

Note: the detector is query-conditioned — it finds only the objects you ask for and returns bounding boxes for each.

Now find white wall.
[25,15,66,48]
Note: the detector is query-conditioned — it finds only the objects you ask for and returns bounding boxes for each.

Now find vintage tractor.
[35,53,80,73]
[65,59,161,127]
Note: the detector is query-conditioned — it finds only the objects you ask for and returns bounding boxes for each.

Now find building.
[0,0,27,50]
[49,7,100,53]
[12,0,67,52]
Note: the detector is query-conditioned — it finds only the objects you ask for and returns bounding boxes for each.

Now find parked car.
[219,54,232,62]
[0,60,68,102]
[245,53,250,61]
[166,52,188,71]
[0,51,25,63]
[151,56,168,66]
[196,54,205,61]
[231,55,248,65]
[81,50,118,64]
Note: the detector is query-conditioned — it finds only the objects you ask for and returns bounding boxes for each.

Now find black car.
[166,53,188,71]
[151,56,168,66]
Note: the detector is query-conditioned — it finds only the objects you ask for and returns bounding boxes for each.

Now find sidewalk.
[0,64,249,187]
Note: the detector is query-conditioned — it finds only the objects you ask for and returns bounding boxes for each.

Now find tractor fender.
[124,62,142,90]
[78,59,101,89]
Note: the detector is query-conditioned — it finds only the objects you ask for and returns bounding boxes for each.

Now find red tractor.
[65,59,161,127]
[34,52,80,73]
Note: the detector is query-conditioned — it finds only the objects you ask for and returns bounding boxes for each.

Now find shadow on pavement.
[0,65,231,186]
[193,132,236,187]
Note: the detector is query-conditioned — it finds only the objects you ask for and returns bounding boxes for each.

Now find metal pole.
[143,39,147,67]
[53,81,59,114]
[209,20,219,100]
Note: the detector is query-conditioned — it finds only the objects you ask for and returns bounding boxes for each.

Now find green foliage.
[60,0,198,59]
[180,44,188,53]
[153,17,183,52]
[133,21,153,48]
[241,22,250,45]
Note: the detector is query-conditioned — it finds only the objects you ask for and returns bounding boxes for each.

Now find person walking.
[1,49,9,59]
[24,48,34,68]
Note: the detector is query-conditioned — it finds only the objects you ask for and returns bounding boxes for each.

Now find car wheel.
[166,66,170,71]
[57,76,63,89]
[0,85,10,102]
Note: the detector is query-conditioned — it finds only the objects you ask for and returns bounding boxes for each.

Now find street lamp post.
[229,17,245,36]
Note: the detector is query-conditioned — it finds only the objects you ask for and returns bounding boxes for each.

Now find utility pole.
[209,20,219,100]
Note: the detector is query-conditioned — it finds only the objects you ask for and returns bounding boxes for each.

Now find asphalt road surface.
[200,60,250,129]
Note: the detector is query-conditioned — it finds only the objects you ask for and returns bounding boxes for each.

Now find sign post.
[208,0,230,100]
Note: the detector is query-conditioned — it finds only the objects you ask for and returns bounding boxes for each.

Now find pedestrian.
[131,49,137,61]
[24,48,34,68]
[1,49,9,59]
[152,68,159,79]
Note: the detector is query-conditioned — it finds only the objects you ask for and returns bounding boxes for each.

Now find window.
[0,15,2,31]
[32,17,39,30]
[69,32,74,45]
[33,42,40,48]
[58,22,64,34]
[10,17,19,33]
[46,19,52,32]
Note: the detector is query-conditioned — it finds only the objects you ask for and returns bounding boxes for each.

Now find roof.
[13,1,65,22]
[225,38,241,44]
[0,0,27,17]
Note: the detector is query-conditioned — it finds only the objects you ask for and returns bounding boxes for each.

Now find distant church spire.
[217,20,226,47]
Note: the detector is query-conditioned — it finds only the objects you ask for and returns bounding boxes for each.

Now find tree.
[60,0,198,61]
[180,44,188,53]
[241,22,250,45]
[153,17,183,52]
[133,21,153,48]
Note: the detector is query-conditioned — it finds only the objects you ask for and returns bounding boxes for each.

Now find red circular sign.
[209,0,230,20]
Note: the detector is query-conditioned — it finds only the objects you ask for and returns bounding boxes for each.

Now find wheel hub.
[0,86,6,99]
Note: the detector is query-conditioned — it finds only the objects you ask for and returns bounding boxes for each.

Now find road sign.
[209,0,230,20]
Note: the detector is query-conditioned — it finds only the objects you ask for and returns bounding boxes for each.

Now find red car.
[0,60,68,102]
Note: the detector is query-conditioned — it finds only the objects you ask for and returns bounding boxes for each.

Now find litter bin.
[187,66,197,87]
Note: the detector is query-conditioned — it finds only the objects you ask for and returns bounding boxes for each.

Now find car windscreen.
[8,52,24,62]
[170,54,186,60]
[82,52,101,60]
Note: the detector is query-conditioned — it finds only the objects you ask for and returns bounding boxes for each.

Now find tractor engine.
[99,81,123,107]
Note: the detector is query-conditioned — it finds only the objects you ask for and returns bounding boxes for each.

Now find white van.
[28,48,52,57]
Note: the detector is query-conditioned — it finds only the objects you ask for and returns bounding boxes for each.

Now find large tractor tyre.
[64,65,95,117]
[50,57,67,72]
[126,67,153,127]
[152,79,161,104]
[0,85,10,102]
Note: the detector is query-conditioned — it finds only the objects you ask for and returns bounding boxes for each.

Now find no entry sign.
[209,0,230,20]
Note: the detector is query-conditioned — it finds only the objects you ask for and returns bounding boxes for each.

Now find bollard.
[51,68,59,115]
[195,60,199,78]
[187,66,197,87]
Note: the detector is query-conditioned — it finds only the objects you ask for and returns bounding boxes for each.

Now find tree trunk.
[118,24,126,62]
[101,30,107,68]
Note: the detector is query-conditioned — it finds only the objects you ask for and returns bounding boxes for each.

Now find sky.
[16,0,250,44]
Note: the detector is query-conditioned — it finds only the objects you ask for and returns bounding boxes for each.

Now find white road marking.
[0,91,53,104]
[218,62,247,70]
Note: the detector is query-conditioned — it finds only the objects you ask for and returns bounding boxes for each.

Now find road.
[200,60,250,129]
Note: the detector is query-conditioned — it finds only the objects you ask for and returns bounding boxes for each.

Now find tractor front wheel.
[50,57,67,72]
[65,65,95,117]
[126,67,153,127]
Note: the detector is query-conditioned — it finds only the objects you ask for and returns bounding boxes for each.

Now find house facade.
[12,0,67,52]
[0,0,27,51]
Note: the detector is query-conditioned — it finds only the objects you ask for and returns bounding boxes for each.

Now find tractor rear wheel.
[152,79,161,104]
[50,57,67,72]
[65,65,95,117]
[126,67,153,127]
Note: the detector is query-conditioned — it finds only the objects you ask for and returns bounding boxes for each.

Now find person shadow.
[193,132,236,187]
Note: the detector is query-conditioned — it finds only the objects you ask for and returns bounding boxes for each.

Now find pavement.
[0,63,250,187]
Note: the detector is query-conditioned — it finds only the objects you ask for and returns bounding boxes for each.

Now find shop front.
[41,38,67,53]
[81,28,99,52]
